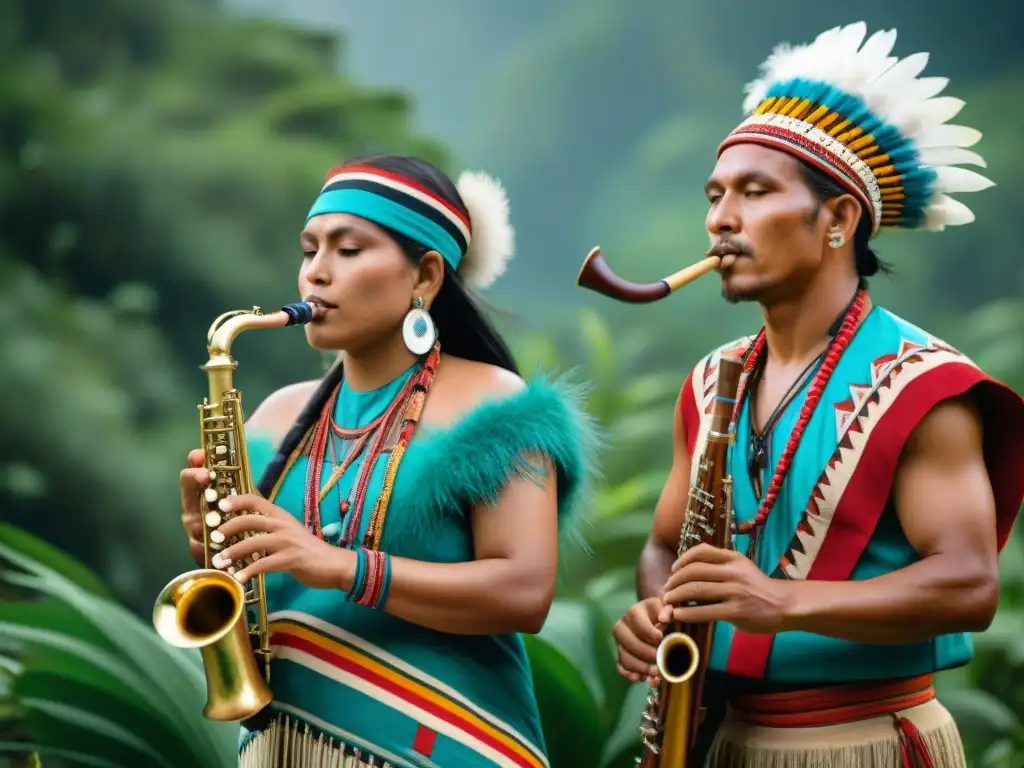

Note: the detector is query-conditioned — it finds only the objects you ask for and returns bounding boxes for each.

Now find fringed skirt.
[238,713,401,768]
[707,674,966,768]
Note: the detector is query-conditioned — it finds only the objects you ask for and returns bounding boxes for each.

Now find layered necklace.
[731,288,869,557]
[302,342,441,551]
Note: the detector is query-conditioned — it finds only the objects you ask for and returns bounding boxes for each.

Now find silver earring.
[828,230,845,249]
[402,296,436,355]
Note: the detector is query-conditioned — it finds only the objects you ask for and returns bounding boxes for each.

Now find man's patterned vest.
[678,306,1024,682]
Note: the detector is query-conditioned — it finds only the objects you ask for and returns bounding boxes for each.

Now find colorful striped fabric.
[266,613,548,768]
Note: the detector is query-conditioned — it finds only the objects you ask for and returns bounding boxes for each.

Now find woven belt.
[728,674,939,768]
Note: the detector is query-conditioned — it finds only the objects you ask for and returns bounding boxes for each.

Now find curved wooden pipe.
[576,246,722,303]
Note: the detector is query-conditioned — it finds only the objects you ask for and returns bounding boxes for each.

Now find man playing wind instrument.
[612,21,1024,767]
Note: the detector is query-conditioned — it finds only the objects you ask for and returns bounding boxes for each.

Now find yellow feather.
[837,127,866,143]
[818,113,840,130]
[864,153,891,167]
[848,135,874,152]
[829,119,851,136]
[789,99,814,120]
[755,97,776,116]
[779,96,801,116]
[807,105,830,125]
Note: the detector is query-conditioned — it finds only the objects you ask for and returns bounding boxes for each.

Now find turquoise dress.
[238,365,597,768]
[693,308,980,681]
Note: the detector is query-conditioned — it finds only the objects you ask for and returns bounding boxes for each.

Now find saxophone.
[637,355,743,767]
[152,302,322,722]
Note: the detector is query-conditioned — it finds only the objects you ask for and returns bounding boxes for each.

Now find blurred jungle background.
[2,0,1023,766]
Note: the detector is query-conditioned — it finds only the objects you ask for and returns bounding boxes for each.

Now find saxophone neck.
[206,307,269,357]
[206,302,321,357]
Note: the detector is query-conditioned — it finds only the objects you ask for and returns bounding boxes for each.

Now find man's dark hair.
[798,160,893,279]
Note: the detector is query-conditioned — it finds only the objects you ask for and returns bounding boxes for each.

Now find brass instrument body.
[153,302,319,722]
[639,356,743,767]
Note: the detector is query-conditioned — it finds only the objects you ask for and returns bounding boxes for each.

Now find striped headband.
[719,22,993,236]
[307,164,473,271]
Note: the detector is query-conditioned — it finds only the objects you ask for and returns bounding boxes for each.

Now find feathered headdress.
[718,21,993,236]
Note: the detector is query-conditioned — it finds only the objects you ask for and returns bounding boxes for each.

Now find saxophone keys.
[204,488,220,504]
[205,511,222,528]
[209,530,226,546]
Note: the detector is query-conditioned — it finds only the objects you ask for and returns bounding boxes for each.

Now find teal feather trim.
[382,371,605,556]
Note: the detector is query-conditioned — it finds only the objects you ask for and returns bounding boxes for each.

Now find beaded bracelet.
[346,547,392,610]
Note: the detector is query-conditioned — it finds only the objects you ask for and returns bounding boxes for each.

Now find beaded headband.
[307,164,515,289]
[718,22,994,237]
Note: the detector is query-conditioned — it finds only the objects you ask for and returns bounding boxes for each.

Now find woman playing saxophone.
[178,154,599,767]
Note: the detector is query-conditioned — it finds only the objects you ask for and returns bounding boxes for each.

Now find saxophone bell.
[153,569,271,721]
[656,630,701,685]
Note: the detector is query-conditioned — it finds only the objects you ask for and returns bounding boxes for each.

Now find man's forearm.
[780,554,998,644]
[637,539,676,600]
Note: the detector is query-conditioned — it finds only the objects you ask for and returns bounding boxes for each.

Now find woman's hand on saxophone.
[179,449,210,567]
[208,493,352,590]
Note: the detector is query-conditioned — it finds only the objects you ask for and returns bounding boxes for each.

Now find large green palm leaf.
[0,524,236,768]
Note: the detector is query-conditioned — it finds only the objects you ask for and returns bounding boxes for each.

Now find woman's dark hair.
[798,160,893,279]
[257,154,520,496]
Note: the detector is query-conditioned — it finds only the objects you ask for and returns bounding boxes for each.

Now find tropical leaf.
[524,634,606,768]
[0,524,113,601]
[0,526,237,768]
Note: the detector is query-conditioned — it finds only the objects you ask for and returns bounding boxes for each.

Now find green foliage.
[0,524,236,768]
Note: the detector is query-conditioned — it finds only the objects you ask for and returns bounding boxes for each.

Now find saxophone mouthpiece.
[281,301,327,325]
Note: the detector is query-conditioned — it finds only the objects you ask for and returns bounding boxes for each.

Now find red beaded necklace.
[300,343,441,548]
[731,289,869,555]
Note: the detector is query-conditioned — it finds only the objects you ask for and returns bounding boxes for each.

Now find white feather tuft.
[455,170,515,290]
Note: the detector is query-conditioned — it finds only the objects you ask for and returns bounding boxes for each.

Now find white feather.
[918,147,987,168]
[455,170,515,290]
[916,124,983,148]
[857,28,898,69]
[934,166,995,194]
[922,194,976,230]
[888,96,965,137]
